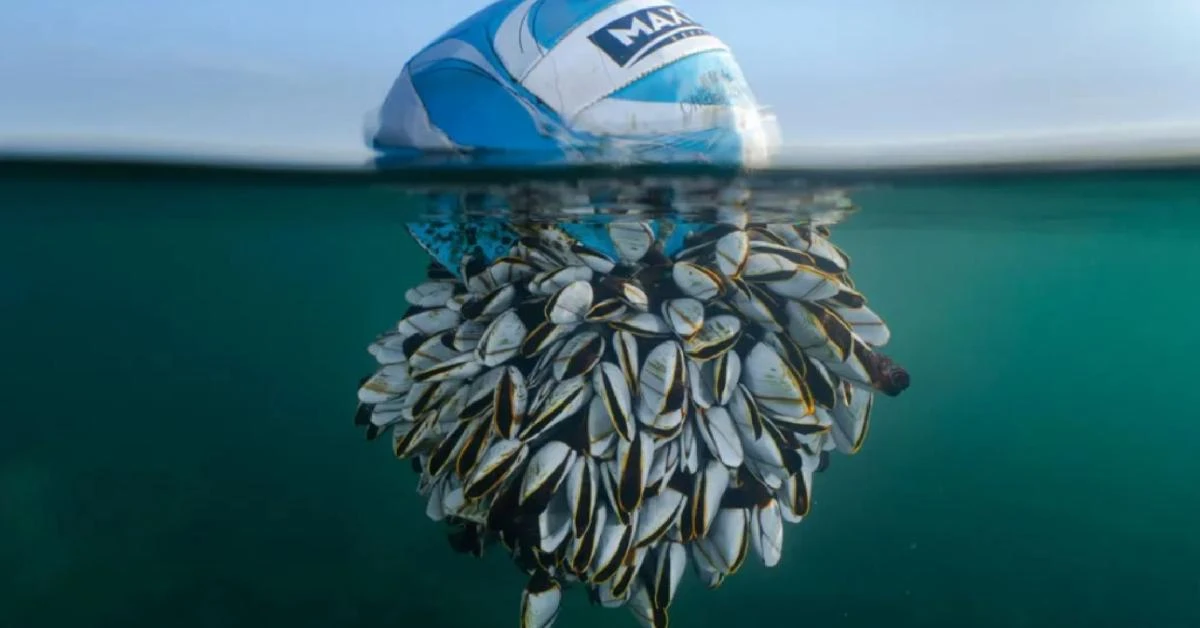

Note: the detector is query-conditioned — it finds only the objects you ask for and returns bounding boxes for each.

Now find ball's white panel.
[520,0,729,120]
[733,105,780,166]
[571,100,737,136]
[493,0,546,82]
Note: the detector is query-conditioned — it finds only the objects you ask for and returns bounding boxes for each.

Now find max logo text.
[588,5,709,67]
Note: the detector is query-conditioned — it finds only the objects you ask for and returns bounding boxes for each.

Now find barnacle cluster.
[354,214,908,627]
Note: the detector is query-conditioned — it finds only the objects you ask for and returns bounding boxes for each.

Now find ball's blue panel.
[407,220,520,275]
[558,221,620,261]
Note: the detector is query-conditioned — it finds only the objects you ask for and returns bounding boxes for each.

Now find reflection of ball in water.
[368,0,780,166]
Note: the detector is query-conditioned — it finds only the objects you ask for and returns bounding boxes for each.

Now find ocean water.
[1,157,1198,628]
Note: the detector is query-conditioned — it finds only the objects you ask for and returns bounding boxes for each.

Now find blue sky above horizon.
[2,0,1200,162]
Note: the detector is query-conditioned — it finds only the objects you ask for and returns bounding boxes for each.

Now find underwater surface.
[1,157,1199,628]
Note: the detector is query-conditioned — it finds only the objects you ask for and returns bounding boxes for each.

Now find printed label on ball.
[588,5,710,67]
[518,0,729,118]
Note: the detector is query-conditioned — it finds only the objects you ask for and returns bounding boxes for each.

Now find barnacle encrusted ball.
[354,218,908,627]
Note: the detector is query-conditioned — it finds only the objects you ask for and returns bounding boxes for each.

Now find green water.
[2,161,1198,627]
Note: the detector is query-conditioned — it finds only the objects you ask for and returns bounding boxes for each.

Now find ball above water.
[368,0,781,166]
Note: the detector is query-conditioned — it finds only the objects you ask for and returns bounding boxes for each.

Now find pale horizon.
[3,1,1200,166]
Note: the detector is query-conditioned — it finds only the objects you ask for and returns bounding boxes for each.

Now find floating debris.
[354,217,908,627]
[355,0,908,623]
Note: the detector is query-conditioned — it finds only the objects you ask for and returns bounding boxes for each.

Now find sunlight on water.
[1,155,1199,628]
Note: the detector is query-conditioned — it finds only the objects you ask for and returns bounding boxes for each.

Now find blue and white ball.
[368,0,781,167]
[371,0,782,277]
[354,3,911,628]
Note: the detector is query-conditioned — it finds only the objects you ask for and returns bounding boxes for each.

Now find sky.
[2,0,1200,164]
